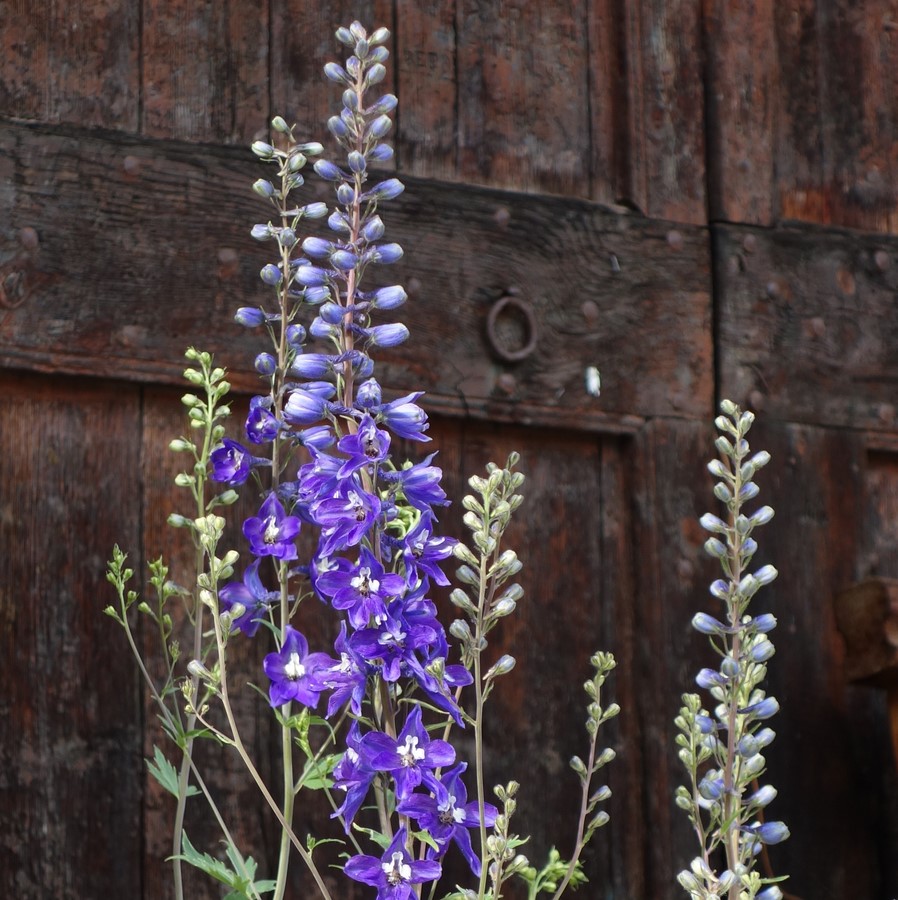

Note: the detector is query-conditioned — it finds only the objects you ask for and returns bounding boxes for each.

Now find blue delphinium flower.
[316,545,405,629]
[210,438,254,485]
[213,20,487,896]
[218,559,277,636]
[243,492,301,560]
[360,706,455,799]
[263,625,333,708]
[398,762,498,876]
[343,827,441,899]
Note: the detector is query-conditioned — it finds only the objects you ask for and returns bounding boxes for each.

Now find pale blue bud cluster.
[675,401,789,900]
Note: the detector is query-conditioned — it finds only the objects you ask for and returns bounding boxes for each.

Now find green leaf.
[298,753,341,790]
[171,833,238,887]
[146,746,199,799]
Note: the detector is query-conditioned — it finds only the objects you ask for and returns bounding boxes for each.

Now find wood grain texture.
[0,372,143,897]
[142,0,268,143]
[0,0,138,130]
[394,0,457,180]
[631,417,716,900]
[752,422,896,898]
[455,0,592,198]
[434,419,625,897]
[702,0,776,224]
[622,0,706,225]
[703,0,898,231]
[715,222,898,431]
[0,119,712,430]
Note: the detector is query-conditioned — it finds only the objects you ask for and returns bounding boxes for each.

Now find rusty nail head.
[580,300,599,324]
[497,373,517,394]
[19,227,39,250]
[875,250,891,271]
[123,155,142,176]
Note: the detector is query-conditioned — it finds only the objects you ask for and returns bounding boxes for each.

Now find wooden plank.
[0,371,142,897]
[0,119,712,430]
[772,0,898,232]
[587,0,629,208]
[0,0,138,130]
[456,0,592,197]
[715,222,898,431]
[141,0,268,143]
[631,417,715,899]
[702,0,776,224]
[817,0,898,232]
[745,422,891,898]
[270,0,394,162]
[622,0,706,225]
[772,0,825,225]
[394,0,457,181]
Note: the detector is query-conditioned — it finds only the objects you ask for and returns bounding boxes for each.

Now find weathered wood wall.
[2,1,898,898]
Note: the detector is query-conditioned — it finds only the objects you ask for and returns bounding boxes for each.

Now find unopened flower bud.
[314,159,343,181]
[324,62,350,84]
[251,141,275,158]
[252,179,275,199]
[235,306,265,327]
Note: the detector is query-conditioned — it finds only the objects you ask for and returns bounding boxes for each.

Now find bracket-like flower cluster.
[676,401,788,900]
[108,21,617,900]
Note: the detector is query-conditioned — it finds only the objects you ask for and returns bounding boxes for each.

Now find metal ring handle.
[486,295,538,362]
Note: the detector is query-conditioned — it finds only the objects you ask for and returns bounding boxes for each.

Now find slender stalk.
[473,542,491,900]
[723,458,745,900]
[208,587,335,900]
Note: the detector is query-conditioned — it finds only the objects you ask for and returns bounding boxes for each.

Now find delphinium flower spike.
[675,401,789,900]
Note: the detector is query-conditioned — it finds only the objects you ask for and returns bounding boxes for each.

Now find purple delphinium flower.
[283,382,335,426]
[316,546,406,629]
[263,625,333,708]
[398,762,497,876]
[378,391,430,441]
[332,720,377,830]
[337,415,391,478]
[218,559,278,637]
[382,453,447,512]
[320,622,370,718]
[245,397,280,445]
[360,706,455,800]
[350,598,442,684]
[398,510,456,587]
[210,438,254,485]
[243,492,301,560]
[344,827,441,900]
[312,481,382,555]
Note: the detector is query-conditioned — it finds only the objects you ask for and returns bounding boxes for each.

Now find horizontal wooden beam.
[0,120,712,432]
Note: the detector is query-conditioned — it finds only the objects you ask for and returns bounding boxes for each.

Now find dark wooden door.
[2,2,898,898]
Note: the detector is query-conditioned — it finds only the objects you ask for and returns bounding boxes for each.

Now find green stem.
[474,545,490,900]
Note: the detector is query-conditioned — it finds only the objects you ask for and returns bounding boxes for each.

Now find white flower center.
[351,567,379,596]
[263,516,279,543]
[398,736,425,767]
[284,652,305,680]
[382,851,411,885]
